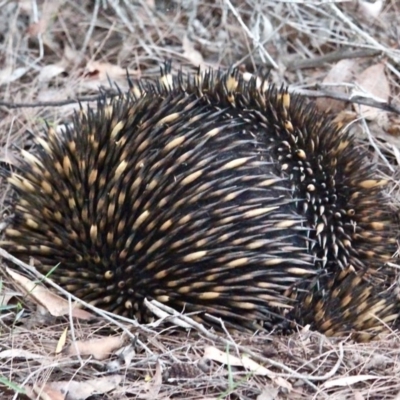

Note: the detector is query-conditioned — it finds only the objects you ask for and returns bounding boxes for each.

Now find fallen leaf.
[0,67,28,85]
[6,268,93,319]
[256,386,279,400]
[37,64,66,82]
[358,0,383,19]
[354,390,366,400]
[0,289,20,308]
[355,63,390,120]
[204,346,292,391]
[182,36,204,67]
[64,335,126,360]
[0,349,47,360]
[45,376,122,400]
[143,360,162,399]
[28,384,65,400]
[27,19,48,37]
[81,61,137,91]
[316,59,359,113]
[55,327,68,354]
[323,374,382,388]
[204,346,269,374]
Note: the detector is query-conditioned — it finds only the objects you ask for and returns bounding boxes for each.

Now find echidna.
[2,64,399,340]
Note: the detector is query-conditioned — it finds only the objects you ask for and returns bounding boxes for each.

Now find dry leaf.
[26,1,62,38]
[392,144,400,166]
[358,0,383,19]
[0,289,20,308]
[182,36,204,67]
[0,67,28,85]
[6,268,93,319]
[63,45,83,65]
[204,346,275,376]
[64,335,126,360]
[46,376,122,400]
[81,61,137,91]
[55,327,68,354]
[37,64,66,82]
[116,343,136,367]
[355,63,390,120]
[323,374,381,388]
[354,390,366,400]
[256,386,279,400]
[203,346,291,391]
[36,88,71,103]
[34,385,64,400]
[143,360,162,399]
[251,13,273,44]
[0,349,47,360]
[27,19,48,37]
[316,59,359,113]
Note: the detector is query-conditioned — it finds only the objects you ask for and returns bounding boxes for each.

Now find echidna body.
[3,66,399,339]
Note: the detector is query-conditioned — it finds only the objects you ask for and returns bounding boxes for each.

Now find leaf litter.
[1,0,400,399]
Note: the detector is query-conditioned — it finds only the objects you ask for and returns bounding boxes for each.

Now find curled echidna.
[2,64,399,340]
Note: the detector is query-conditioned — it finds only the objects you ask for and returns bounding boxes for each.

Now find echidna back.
[2,66,398,336]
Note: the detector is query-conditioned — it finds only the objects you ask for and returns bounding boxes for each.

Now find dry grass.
[1,0,400,399]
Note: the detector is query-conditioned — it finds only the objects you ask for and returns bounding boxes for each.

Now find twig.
[224,0,278,69]
[31,0,44,64]
[286,48,382,71]
[328,3,400,64]
[359,116,395,173]
[149,299,344,394]
[80,0,101,56]
[295,87,400,115]
[0,248,155,355]
[3,80,399,117]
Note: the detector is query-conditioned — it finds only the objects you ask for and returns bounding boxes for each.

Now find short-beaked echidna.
[2,65,399,340]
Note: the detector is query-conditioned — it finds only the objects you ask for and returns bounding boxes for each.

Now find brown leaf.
[144,360,162,399]
[64,335,126,360]
[6,268,93,319]
[46,376,122,400]
[55,327,68,354]
[81,61,137,91]
[27,20,48,37]
[256,386,279,400]
[316,59,359,113]
[182,36,204,67]
[323,374,381,389]
[355,63,390,120]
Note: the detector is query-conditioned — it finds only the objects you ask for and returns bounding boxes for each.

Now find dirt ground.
[1,0,400,399]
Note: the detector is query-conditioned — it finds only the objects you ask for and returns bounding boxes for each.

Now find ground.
[1,0,400,399]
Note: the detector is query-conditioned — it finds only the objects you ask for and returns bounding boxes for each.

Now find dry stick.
[295,88,400,115]
[286,48,382,71]
[12,360,96,400]
[328,3,400,64]
[67,295,85,367]
[147,300,343,392]
[80,0,101,56]
[0,95,101,109]
[1,85,399,115]
[2,243,338,395]
[224,0,278,69]
[30,0,44,64]
[359,116,395,173]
